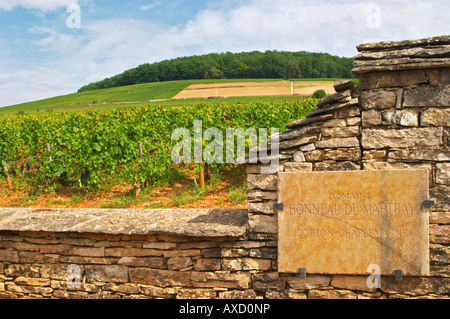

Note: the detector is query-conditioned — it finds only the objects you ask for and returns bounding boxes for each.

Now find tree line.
[78,50,355,92]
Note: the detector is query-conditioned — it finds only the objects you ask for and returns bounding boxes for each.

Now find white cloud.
[171,0,449,57]
[0,0,77,11]
[139,1,161,11]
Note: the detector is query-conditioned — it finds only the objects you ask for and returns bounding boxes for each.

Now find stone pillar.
[354,36,450,276]
[246,35,450,283]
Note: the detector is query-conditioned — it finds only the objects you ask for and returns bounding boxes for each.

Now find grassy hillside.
[0,78,346,115]
[0,78,291,114]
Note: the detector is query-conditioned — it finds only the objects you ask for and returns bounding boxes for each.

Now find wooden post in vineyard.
[138,141,144,160]
[136,141,144,197]
[200,166,205,189]
[3,163,13,191]
[44,143,53,190]
[46,143,52,162]
[139,141,150,188]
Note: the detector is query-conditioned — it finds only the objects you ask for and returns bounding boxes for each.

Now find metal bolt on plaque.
[394,269,403,281]
[298,268,307,278]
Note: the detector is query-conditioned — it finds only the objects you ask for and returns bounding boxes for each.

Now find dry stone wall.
[0,36,448,299]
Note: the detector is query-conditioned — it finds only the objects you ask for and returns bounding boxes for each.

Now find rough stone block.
[118,257,166,269]
[85,265,129,283]
[430,225,450,244]
[421,108,450,127]
[248,214,278,234]
[129,268,191,287]
[308,289,357,299]
[436,163,450,185]
[359,70,429,89]
[441,68,450,84]
[315,137,360,149]
[321,126,360,138]
[293,151,306,162]
[334,80,354,92]
[252,272,286,291]
[285,114,334,130]
[382,109,419,126]
[14,277,51,287]
[403,85,450,107]
[363,162,432,174]
[286,275,331,290]
[278,135,318,150]
[71,247,105,257]
[247,191,278,202]
[430,244,449,265]
[105,248,164,257]
[5,264,40,278]
[430,212,450,225]
[305,148,361,162]
[221,248,249,258]
[361,90,397,109]
[387,149,450,162]
[177,289,217,299]
[317,89,352,107]
[222,258,272,271]
[283,162,313,172]
[299,143,316,152]
[338,106,361,118]
[104,283,140,295]
[0,250,19,263]
[246,163,280,175]
[247,175,278,191]
[249,248,277,259]
[430,185,450,212]
[164,250,201,258]
[194,259,221,271]
[363,150,387,161]
[178,242,219,250]
[331,275,377,292]
[39,264,73,281]
[191,272,252,289]
[347,117,361,126]
[139,285,178,298]
[38,244,72,255]
[314,161,361,171]
[218,290,258,299]
[362,110,382,126]
[248,202,276,215]
[142,242,177,250]
[380,277,449,296]
[323,118,347,127]
[167,257,193,270]
[362,128,443,149]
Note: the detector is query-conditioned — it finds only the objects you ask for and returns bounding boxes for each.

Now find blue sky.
[0,0,449,107]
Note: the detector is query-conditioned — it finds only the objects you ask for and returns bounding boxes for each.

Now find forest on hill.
[78,51,354,92]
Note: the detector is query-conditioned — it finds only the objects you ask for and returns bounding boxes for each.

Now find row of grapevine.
[0,99,317,191]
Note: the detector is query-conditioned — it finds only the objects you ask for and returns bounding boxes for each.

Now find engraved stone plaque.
[278,170,430,276]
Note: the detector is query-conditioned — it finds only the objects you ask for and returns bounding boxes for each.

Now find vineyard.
[0,98,317,206]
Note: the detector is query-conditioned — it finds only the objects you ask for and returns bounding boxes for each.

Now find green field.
[0,78,346,115]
